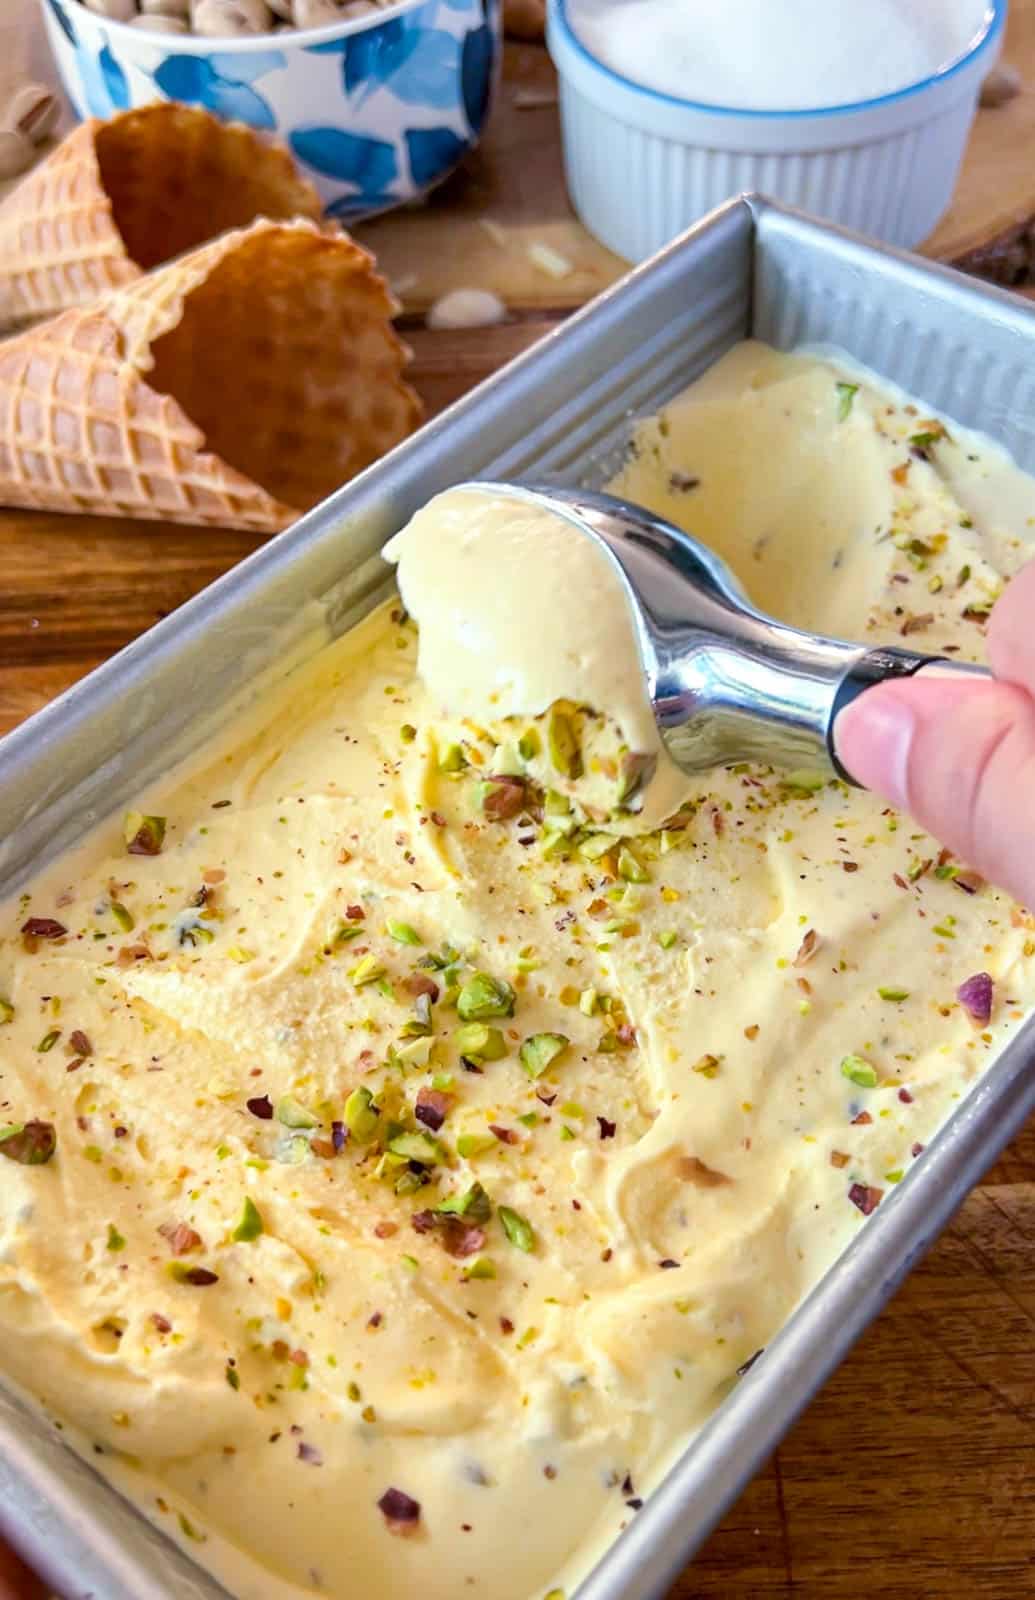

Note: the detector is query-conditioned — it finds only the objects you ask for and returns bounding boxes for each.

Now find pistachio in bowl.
[43,0,502,216]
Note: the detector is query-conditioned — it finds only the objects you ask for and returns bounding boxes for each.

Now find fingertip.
[833,681,918,808]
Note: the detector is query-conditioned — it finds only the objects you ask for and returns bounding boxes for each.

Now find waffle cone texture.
[0,218,423,532]
[0,104,323,334]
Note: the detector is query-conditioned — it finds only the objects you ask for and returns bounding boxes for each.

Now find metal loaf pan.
[3,197,1035,1600]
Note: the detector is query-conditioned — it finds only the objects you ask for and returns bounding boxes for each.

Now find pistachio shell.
[3,84,60,146]
[294,0,343,25]
[192,0,273,34]
[83,0,138,18]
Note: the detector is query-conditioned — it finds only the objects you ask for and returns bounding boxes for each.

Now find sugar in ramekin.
[547,0,1005,262]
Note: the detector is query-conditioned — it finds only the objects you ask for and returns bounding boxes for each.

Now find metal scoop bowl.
[457,481,990,785]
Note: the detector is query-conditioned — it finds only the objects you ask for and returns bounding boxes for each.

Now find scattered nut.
[3,84,60,146]
[980,62,1023,108]
[0,128,36,181]
[75,0,398,32]
[293,0,342,24]
[427,287,507,330]
[192,0,273,32]
[83,0,139,18]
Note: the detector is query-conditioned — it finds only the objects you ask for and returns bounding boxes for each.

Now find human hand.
[836,558,1035,909]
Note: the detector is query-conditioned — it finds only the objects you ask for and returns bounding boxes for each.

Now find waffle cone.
[0,104,323,333]
[0,218,423,532]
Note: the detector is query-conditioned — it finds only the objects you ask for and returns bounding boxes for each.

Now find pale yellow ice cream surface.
[1,343,1033,1600]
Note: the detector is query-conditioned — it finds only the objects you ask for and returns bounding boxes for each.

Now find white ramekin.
[547,0,1005,262]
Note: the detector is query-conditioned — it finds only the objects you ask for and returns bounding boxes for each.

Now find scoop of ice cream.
[383,486,692,832]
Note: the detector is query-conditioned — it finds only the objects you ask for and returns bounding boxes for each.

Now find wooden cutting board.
[2,6,1035,1598]
[354,0,1035,311]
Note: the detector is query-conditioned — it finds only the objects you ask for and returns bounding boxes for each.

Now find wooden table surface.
[3,7,1035,1600]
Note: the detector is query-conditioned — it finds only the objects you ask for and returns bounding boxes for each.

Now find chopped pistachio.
[498,1205,535,1252]
[517,727,541,762]
[431,1072,454,1092]
[349,954,386,987]
[519,1032,569,1079]
[463,1256,497,1280]
[332,923,363,946]
[579,987,599,1016]
[0,999,13,1025]
[618,846,649,884]
[540,827,572,860]
[658,930,678,950]
[577,832,615,862]
[277,1135,310,1165]
[36,1028,61,1053]
[106,1223,125,1252]
[559,1125,576,1141]
[456,1132,497,1159]
[396,1035,436,1067]
[616,751,655,807]
[438,742,466,773]
[518,1111,539,1128]
[547,707,582,779]
[344,1086,380,1143]
[276,1097,319,1130]
[453,1022,507,1060]
[692,1053,721,1078]
[388,1130,446,1166]
[226,1364,240,1390]
[841,1054,878,1088]
[0,1121,56,1165]
[437,1181,491,1223]
[399,723,417,744]
[227,946,255,964]
[877,986,910,1002]
[457,972,516,1022]
[124,811,166,856]
[110,900,135,933]
[388,920,422,946]
[835,381,858,421]
[232,1197,264,1242]
[784,769,826,793]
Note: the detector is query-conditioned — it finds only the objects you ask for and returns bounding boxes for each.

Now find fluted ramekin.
[547,0,1005,262]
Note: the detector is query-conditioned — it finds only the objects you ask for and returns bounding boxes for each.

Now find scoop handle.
[830,649,992,784]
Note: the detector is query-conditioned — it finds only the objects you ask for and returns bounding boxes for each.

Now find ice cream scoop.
[453,481,990,785]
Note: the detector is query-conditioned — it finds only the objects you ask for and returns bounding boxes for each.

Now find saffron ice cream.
[0,343,1032,1600]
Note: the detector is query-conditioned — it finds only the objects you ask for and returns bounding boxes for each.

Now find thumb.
[834,674,1035,909]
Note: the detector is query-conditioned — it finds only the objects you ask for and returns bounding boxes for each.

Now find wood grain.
[2,9,1035,1600]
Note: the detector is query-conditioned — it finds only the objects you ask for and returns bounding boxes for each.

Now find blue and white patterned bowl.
[41,0,501,220]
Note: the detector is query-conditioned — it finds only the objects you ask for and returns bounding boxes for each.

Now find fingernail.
[835,691,915,809]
